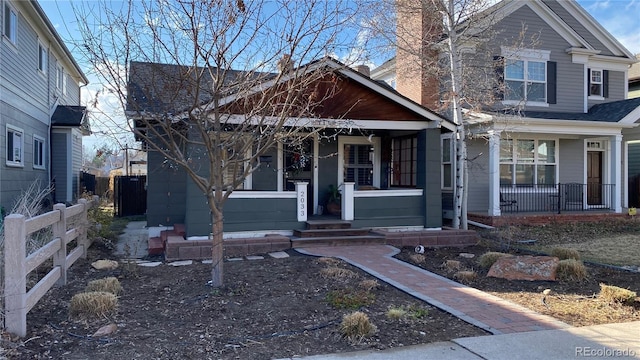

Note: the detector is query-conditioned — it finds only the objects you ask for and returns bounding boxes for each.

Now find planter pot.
[326,201,341,216]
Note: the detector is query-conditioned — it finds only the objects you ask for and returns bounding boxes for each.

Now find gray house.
[373,0,640,223]
[1,0,88,211]
[127,58,456,237]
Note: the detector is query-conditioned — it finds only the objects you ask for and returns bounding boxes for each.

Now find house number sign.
[295,182,308,222]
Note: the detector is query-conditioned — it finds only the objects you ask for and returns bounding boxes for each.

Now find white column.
[488,130,502,216]
[341,182,355,221]
[295,182,308,222]
[612,135,622,213]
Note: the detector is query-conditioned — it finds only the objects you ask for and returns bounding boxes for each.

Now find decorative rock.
[488,256,559,281]
[92,323,117,337]
[268,251,289,259]
[91,260,119,270]
[245,255,264,260]
[168,260,193,267]
[138,261,163,267]
[226,258,243,262]
[459,253,475,259]
[202,259,213,264]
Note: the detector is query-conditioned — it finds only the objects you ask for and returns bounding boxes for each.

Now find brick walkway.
[297,245,570,335]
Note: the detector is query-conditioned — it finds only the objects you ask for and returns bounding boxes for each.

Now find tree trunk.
[210,204,224,287]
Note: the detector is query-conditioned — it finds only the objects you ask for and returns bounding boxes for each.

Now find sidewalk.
[297,245,569,334]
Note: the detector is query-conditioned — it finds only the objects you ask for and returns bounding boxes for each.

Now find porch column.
[296,182,309,221]
[611,135,622,213]
[488,130,501,216]
[341,182,354,221]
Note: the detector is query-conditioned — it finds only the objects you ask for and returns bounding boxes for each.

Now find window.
[505,59,546,102]
[38,43,47,73]
[500,139,556,186]
[589,69,603,97]
[56,64,64,90]
[441,135,453,189]
[3,2,17,44]
[344,144,373,187]
[6,125,24,167]
[219,135,252,190]
[33,135,45,169]
[391,136,417,187]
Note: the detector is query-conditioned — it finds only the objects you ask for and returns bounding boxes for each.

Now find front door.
[587,151,603,205]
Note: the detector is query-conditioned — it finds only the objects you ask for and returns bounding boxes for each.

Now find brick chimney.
[395,0,441,110]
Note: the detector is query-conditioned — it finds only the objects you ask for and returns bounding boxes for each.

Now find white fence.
[3,197,99,337]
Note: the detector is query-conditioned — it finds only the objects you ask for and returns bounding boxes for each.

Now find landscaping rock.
[487,256,559,281]
[138,262,162,267]
[269,251,290,259]
[91,260,119,270]
[168,260,193,267]
[92,323,117,337]
[459,253,475,259]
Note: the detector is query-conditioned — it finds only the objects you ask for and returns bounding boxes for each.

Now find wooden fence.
[3,196,99,337]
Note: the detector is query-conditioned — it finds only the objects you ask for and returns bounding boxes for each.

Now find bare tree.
[73,0,362,287]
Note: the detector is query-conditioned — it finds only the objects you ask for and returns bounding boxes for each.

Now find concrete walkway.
[114,221,148,258]
[297,245,569,335]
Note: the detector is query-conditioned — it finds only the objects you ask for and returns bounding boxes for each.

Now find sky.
[36,0,640,155]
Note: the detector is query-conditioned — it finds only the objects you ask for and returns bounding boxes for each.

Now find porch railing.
[499,183,615,214]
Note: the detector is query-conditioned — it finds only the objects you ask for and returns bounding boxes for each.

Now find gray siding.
[146,149,187,227]
[352,196,423,228]
[466,138,491,213]
[416,129,442,228]
[558,139,584,183]
[51,132,68,203]
[251,147,277,191]
[72,128,82,199]
[587,70,626,108]
[629,143,640,177]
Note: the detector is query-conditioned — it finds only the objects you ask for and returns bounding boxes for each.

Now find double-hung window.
[501,47,551,105]
[56,64,64,90]
[441,135,453,189]
[500,139,557,186]
[589,69,603,97]
[3,2,16,44]
[38,43,47,74]
[33,135,45,169]
[6,125,24,167]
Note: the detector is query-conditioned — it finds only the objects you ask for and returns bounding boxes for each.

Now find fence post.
[52,203,67,286]
[4,214,27,337]
[78,199,89,258]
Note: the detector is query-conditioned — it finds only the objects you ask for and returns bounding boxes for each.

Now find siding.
[466,138,490,213]
[353,196,423,228]
[72,128,82,199]
[588,70,626,108]
[51,131,69,203]
[146,149,187,227]
[558,139,584,183]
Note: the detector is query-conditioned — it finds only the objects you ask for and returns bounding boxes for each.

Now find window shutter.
[547,61,557,104]
[587,68,591,97]
[603,70,609,98]
[493,56,504,101]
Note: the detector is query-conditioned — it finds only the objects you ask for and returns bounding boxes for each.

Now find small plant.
[478,252,510,269]
[551,248,581,260]
[409,254,425,263]
[443,260,461,271]
[406,305,429,319]
[326,289,374,309]
[317,257,341,266]
[556,259,587,281]
[385,306,407,319]
[454,270,478,283]
[340,311,376,343]
[69,291,118,318]
[320,266,358,280]
[599,284,637,304]
[86,277,123,295]
[358,279,379,292]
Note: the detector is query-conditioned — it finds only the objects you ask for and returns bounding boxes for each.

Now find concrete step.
[290,235,386,248]
[293,228,371,238]
[305,220,351,230]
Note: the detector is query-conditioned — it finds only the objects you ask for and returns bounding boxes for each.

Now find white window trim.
[499,137,559,189]
[56,63,64,91]
[33,134,45,170]
[441,133,454,190]
[3,1,17,45]
[38,41,48,75]
[6,124,24,167]
[337,136,381,188]
[588,68,604,100]
[501,47,551,106]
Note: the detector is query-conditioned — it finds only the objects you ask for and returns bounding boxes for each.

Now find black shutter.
[603,70,609,98]
[547,61,557,104]
[494,56,504,101]
[587,68,591,97]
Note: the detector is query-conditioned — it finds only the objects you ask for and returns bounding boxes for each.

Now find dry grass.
[317,257,341,266]
[478,252,510,269]
[69,291,118,318]
[556,259,587,282]
[443,260,461,271]
[599,284,637,305]
[358,279,379,292]
[86,277,123,295]
[454,270,478,283]
[385,306,407,319]
[551,248,581,261]
[340,311,376,343]
[320,267,358,280]
[409,254,425,263]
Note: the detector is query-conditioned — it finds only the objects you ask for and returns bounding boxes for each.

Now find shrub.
[599,284,637,304]
[317,257,340,266]
[69,291,118,318]
[326,289,374,309]
[551,248,581,260]
[556,259,587,281]
[409,254,425,263]
[340,311,376,343]
[443,260,461,271]
[385,306,407,319]
[478,252,510,269]
[320,267,357,280]
[454,270,478,283]
[358,279,379,292]
[86,277,123,295]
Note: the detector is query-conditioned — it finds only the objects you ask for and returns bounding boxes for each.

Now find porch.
[498,183,616,214]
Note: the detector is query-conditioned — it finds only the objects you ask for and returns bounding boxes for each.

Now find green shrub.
[556,259,587,281]
[478,252,510,269]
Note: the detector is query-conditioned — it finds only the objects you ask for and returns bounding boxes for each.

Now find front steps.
[291,220,385,248]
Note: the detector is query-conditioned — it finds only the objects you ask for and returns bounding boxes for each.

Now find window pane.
[591,70,601,83]
[443,164,452,188]
[500,164,512,185]
[590,83,602,96]
[528,82,545,102]
[505,60,524,79]
[516,140,535,163]
[442,138,451,162]
[505,80,524,100]
[537,140,555,163]
[7,131,14,161]
[527,61,545,81]
[537,165,556,185]
[500,139,513,162]
[515,164,534,185]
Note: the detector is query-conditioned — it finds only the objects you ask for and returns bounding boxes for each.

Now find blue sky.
[37,0,640,153]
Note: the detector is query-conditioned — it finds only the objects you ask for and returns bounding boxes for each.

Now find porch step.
[290,235,386,248]
[148,237,164,256]
[305,220,351,230]
[293,228,370,238]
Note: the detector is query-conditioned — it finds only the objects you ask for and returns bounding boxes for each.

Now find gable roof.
[514,98,640,123]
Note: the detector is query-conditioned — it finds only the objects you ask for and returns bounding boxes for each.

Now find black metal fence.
[500,183,615,214]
